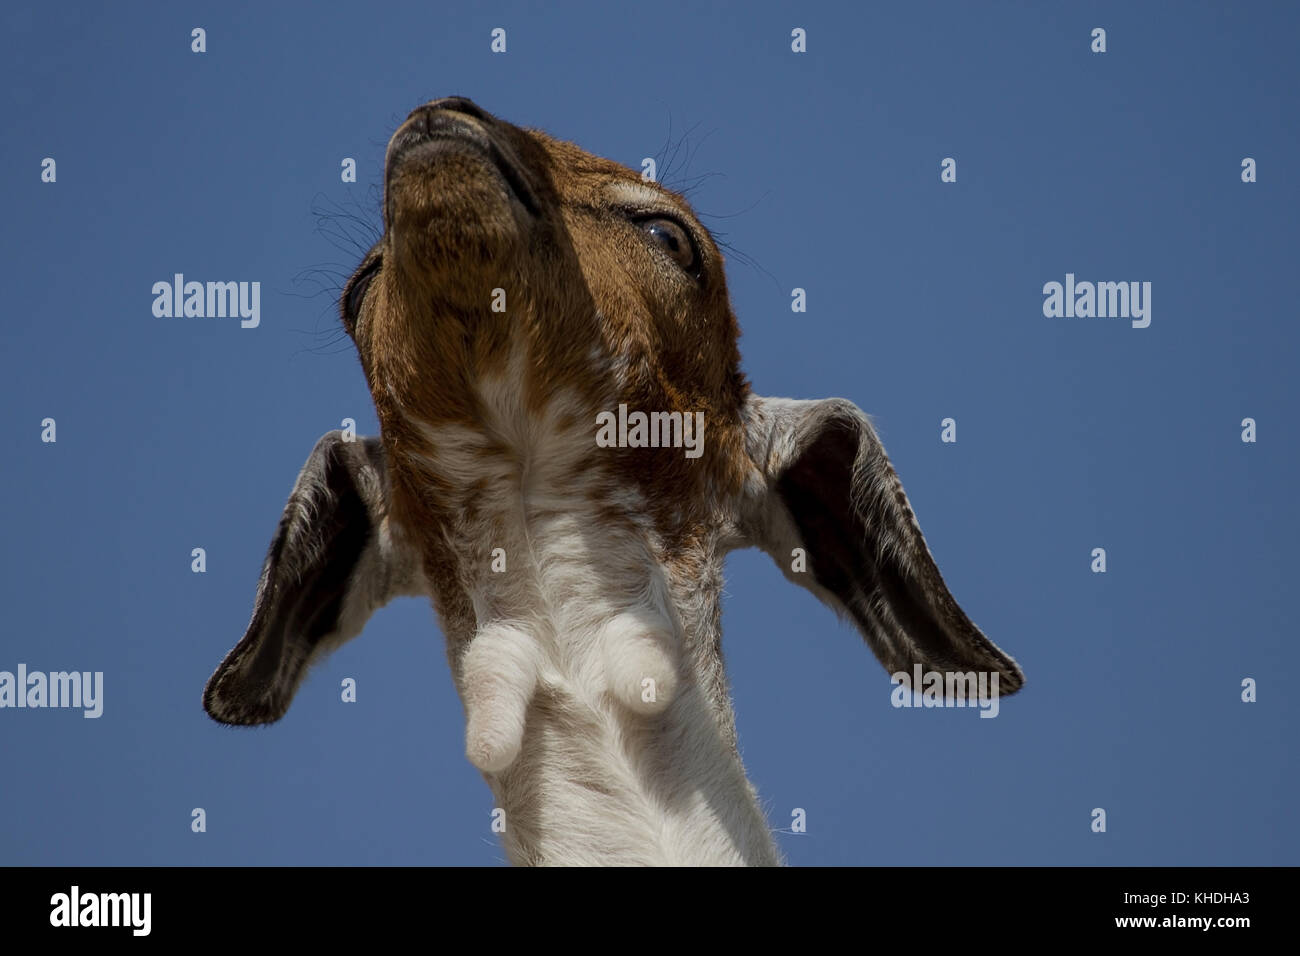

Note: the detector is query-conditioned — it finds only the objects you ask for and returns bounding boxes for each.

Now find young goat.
[203,97,1024,866]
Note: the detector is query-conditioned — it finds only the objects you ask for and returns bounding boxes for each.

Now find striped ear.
[203,432,425,725]
[738,395,1024,694]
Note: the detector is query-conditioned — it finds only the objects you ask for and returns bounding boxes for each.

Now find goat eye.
[639,218,697,273]
[343,258,381,327]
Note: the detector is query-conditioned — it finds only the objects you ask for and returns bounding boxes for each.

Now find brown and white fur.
[203,97,1024,866]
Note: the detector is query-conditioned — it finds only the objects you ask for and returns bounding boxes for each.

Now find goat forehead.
[531,136,684,210]
[531,131,632,178]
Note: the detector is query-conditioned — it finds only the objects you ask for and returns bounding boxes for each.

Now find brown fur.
[348,99,753,674]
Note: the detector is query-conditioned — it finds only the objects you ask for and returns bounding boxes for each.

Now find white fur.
[461,621,540,773]
[388,344,781,865]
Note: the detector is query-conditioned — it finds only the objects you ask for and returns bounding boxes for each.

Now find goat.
[203,97,1024,866]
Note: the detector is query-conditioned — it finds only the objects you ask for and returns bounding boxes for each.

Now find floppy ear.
[737,395,1024,693]
[203,432,426,725]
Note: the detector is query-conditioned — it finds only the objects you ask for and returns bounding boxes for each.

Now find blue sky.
[1,0,1296,866]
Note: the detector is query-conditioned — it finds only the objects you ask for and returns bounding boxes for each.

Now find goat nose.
[417,96,492,123]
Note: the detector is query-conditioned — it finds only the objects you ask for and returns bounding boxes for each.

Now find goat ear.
[737,395,1024,694]
[203,432,425,725]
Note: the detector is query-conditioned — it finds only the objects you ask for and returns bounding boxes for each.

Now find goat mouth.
[385,115,540,219]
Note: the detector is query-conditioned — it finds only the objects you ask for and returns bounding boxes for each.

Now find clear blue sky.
[2,1,1296,866]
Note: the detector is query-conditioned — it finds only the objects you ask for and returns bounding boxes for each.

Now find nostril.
[424,96,491,122]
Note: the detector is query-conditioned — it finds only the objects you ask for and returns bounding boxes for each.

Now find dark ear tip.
[997,666,1026,696]
[202,669,284,726]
